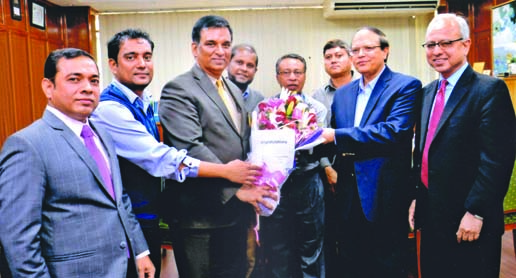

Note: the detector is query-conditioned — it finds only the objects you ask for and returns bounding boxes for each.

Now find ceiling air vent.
[323,0,440,18]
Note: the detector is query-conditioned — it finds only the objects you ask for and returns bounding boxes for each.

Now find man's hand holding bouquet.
[249,88,324,216]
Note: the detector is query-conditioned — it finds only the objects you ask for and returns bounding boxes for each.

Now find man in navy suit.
[0,48,154,277]
[321,27,421,278]
[409,13,516,277]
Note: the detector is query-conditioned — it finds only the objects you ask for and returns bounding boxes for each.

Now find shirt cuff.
[136,250,150,260]
[320,157,332,168]
[175,156,201,182]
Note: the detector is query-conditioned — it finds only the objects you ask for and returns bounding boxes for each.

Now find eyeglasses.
[350,46,381,56]
[422,38,463,50]
[278,71,305,77]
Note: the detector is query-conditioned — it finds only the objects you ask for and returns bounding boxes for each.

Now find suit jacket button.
[120,241,127,249]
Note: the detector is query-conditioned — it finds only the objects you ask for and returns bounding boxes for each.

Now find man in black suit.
[409,13,516,277]
[158,15,276,278]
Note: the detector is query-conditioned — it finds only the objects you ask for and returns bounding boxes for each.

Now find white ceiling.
[48,0,324,13]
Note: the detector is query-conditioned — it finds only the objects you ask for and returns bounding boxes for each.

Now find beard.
[228,76,252,92]
[124,82,149,93]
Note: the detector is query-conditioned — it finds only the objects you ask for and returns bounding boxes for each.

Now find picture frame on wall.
[492,0,516,76]
[10,0,22,21]
[30,1,46,30]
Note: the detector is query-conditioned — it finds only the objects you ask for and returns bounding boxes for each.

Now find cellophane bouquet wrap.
[250,88,324,216]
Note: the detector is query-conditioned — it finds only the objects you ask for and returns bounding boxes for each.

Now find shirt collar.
[46,105,91,139]
[111,79,152,111]
[358,65,385,93]
[440,62,468,88]
[326,79,337,92]
[208,74,223,88]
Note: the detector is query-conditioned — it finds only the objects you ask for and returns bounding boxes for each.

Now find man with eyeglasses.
[408,13,515,278]
[321,27,421,278]
[260,53,327,277]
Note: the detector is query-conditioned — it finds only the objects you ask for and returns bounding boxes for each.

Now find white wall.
[98,8,436,99]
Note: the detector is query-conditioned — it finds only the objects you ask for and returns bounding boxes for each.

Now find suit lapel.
[91,122,121,202]
[338,81,358,128]
[192,66,242,135]
[360,67,392,126]
[420,80,439,151]
[43,111,116,203]
[222,77,246,134]
[433,67,473,139]
[419,66,474,151]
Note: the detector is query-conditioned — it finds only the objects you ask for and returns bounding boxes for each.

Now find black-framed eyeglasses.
[278,71,305,77]
[422,38,463,50]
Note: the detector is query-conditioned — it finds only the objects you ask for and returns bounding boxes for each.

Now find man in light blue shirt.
[90,29,261,276]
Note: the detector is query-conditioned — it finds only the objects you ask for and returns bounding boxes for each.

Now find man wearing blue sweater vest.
[90,28,263,277]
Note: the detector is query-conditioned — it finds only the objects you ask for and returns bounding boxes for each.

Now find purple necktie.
[421,79,447,188]
[81,125,115,199]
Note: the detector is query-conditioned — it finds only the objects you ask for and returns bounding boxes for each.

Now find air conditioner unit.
[323,0,440,18]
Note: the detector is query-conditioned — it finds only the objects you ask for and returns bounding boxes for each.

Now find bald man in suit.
[409,14,516,277]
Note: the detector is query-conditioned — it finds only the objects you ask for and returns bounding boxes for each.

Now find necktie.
[421,79,447,187]
[216,79,240,131]
[81,125,116,199]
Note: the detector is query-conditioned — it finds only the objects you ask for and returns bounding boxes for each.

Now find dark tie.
[81,125,115,199]
[421,79,447,188]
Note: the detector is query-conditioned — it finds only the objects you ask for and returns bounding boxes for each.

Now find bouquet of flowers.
[250,88,324,216]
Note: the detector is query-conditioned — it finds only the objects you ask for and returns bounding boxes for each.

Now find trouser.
[261,169,325,278]
[171,223,248,278]
[335,171,408,278]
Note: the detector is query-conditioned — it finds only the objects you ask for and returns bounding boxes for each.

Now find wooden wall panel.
[65,7,92,53]
[47,5,63,43]
[30,36,47,120]
[0,30,15,143]
[474,0,492,31]
[0,0,5,25]
[10,32,33,130]
[474,31,492,70]
[48,40,63,52]
[0,1,94,147]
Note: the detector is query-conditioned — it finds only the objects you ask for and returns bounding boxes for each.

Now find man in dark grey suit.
[0,48,154,277]
[409,13,516,277]
[227,43,264,113]
[159,15,276,278]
